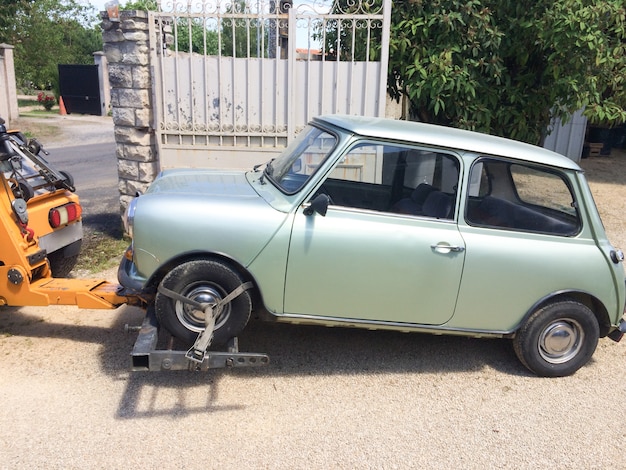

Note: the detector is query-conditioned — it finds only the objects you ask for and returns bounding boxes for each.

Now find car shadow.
[81,212,124,238]
[0,304,534,419]
[235,318,526,378]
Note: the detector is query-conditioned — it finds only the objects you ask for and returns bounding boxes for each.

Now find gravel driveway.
[1,117,625,469]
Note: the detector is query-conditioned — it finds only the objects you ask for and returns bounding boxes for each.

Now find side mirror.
[291,158,302,174]
[303,193,330,217]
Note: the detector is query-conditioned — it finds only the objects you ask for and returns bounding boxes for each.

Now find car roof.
[314,114,582,171]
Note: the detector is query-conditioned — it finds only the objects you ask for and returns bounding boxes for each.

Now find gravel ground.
[1,119,626,469]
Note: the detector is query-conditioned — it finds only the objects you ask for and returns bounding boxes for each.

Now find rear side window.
[510,165,577,217]
[466,159,580,236]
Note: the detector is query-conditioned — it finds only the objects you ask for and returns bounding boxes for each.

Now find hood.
[147,169,257,198]
[132,168,289,278]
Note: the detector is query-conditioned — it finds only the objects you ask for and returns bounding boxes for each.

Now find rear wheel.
[513,300,599,377]
[155,259,252,347]
[47,249,79,278]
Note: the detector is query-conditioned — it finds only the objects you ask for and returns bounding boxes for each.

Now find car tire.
[513,300,599,377]
[47,250,79,278]
[155,259,252,347]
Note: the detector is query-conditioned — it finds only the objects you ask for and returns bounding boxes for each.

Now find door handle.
[431,243,465,254]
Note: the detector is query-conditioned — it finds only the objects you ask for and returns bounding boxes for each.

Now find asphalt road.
[45,141,120,235]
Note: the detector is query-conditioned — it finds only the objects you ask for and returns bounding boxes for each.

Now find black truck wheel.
[47,242,81,278]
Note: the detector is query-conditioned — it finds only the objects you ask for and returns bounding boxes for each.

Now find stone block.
[118,158,139,179]
[103,44,122,63]
[134,108,152,128]
[132,67,151,89]
[126,179,151,196]
[108,64,132,88]
[121,43,149,65]
[112,107,135,127]
[115,126,153,146]
[116,89,150,109]
[138,161,160,182]
[122,144,154,162]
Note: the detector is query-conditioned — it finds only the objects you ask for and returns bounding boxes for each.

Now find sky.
[82,0,110,14]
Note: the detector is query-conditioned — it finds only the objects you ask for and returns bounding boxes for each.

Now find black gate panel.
[58,64,101,115]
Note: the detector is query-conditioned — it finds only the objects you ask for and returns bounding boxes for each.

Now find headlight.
[123,197,138,238]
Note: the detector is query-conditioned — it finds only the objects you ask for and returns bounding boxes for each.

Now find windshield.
[265,125,337,194]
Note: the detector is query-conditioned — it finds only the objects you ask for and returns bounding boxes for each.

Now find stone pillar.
[0,44,19,126]
[101,10,159,214]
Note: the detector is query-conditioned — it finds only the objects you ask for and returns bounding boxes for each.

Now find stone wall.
[101,10,159,213]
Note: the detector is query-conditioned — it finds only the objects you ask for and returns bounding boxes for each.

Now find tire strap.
[157,281,253,363]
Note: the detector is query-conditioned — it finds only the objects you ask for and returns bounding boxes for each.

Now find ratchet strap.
[157,281,253,363]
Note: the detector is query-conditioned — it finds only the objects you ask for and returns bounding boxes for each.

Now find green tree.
[122,0,157,10]
[388,0,626,143]
[0,0,101,91]
[122,0,220,55]
[323,0,626,144]
[220,0,267,58]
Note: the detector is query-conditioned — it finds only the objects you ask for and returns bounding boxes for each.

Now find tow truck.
[0,118,268,372]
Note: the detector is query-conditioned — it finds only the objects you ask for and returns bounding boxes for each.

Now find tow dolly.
[0,119,268,372]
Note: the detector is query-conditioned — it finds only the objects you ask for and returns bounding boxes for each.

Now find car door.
[283,142,466,325]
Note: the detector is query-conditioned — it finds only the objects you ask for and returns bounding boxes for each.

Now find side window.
[319,142,459,219]
[511,165,577,217]
[466,159,580,236]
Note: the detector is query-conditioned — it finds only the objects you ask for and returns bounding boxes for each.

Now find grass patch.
[75,230,129,274]
[18,98,38,107]
[17,109,58,118]
[10,117,60,140]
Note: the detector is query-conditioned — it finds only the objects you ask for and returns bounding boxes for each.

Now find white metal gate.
[151,0,391,169]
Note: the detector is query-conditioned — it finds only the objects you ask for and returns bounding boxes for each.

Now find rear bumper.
[38,221,82,255]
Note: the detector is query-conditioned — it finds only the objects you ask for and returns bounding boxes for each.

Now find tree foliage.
[387,0,626,143]
[123,0,266,57]
[122,0,158,10]
[0,0,101,91]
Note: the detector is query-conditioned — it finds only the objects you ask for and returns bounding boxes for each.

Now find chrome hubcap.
[174,283,230,333]
[538,319,583,364]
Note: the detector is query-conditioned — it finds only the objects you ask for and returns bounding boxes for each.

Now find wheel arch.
[517,290,611,338]
[147,250,266,312]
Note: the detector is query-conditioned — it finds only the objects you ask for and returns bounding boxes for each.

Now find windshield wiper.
[253,158,274,172]
[255,159,274,185]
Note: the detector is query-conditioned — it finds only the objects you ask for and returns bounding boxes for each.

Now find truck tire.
[155,259,252,347]
[47,250,79,278]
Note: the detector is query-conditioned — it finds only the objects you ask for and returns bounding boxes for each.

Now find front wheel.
[154,260,252,347]
[513,300,599,377]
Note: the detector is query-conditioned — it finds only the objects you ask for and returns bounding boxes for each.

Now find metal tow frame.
[130,283,270,372]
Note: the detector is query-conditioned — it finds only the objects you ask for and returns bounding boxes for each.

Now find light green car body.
[120,115,626,340]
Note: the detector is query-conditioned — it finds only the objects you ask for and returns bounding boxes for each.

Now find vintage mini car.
[119,115,626,377]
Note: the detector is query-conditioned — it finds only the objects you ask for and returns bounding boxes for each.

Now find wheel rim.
[538,318,584,364]
[174,282,231,333]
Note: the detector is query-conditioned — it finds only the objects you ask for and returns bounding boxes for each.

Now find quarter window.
[466,159,580,236]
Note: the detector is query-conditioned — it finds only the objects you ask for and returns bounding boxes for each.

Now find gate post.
[93,52,111,117]
[0,44,18,127]
[101,10,159,213]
